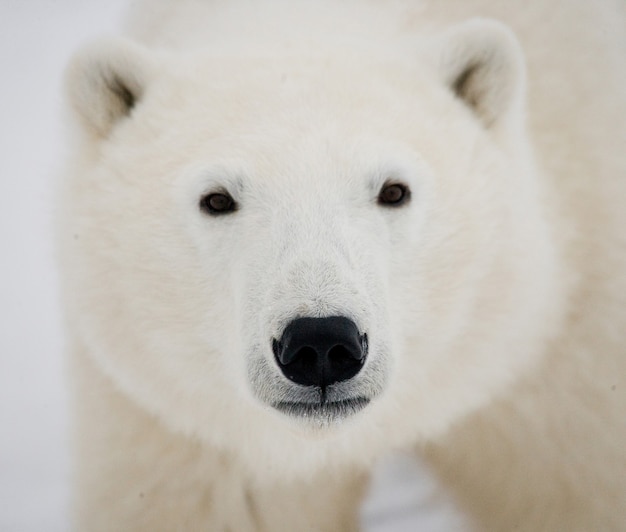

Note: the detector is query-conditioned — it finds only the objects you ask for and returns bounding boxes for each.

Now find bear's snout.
[272,316,367,388]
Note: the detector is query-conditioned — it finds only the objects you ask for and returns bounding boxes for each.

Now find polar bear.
[59,0,626,530]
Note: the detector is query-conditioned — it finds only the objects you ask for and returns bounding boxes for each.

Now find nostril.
[328,345,350,360]
[298,347,317,365]
[280,346,318,385]
[328,345,358,364]
[327,344,365,381]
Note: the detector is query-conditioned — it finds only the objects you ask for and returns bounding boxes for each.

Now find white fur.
[59,0,626,530]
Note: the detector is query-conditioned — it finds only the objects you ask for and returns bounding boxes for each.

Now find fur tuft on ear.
[65,37,154,139]
[438,19,525,129]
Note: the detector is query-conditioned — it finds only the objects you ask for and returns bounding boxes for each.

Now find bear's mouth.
[272,396,370,421]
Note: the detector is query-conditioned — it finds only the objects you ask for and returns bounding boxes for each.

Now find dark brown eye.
[378,182,410,207]
[200,192,237,215]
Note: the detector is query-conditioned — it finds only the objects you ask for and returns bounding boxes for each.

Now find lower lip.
[272,396,371,420]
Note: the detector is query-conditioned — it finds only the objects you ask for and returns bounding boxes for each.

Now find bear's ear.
[438,19,525,129]
[65,37,155,139]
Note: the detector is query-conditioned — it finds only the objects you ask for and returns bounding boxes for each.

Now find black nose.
[272,316,367,387]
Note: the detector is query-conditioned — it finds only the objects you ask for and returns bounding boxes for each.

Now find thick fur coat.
[59,1,626,530]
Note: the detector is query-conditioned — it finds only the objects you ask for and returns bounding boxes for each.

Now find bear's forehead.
[155,51,439,119]
[133,52,450,157]
[109,51,474,193]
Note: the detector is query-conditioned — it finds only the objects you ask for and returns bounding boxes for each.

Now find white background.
[0,2,462,530]
[0,2,126,530]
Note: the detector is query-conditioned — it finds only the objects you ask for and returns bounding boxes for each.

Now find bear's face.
[62,21,562,476]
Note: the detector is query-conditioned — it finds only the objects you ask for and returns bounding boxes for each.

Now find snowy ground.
[0,2,463,530]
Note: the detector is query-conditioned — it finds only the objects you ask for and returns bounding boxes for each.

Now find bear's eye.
[377,182,410,207]
[199,192,237,215]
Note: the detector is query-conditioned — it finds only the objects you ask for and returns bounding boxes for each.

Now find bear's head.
[62,19,562,478]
